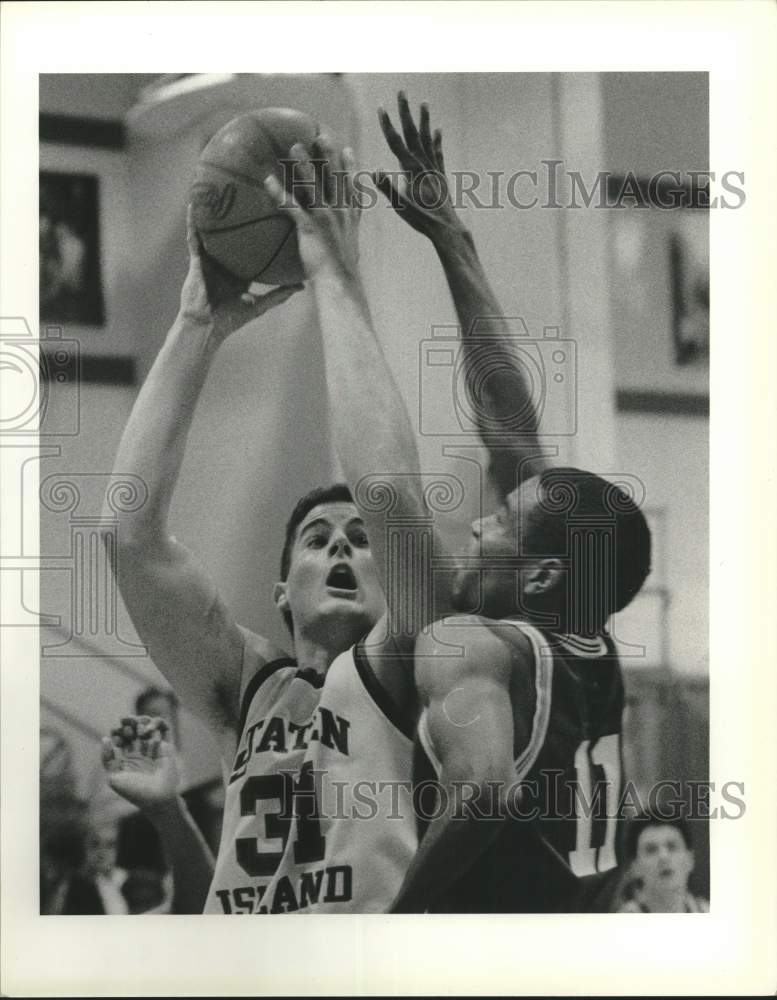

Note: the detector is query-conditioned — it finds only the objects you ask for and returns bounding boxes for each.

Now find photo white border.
[2,2,776,995]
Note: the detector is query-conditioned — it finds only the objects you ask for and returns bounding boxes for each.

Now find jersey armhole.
[353,641,415,741]
[237,656,297,741]
[504,622,554,780]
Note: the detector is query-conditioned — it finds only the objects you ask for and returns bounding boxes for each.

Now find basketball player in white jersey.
[106,93,545,912]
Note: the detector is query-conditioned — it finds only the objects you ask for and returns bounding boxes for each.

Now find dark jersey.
[414,621,625,913]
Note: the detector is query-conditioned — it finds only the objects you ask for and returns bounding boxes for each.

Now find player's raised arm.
[390,619,531,913]
[265,146,457,630]
[106,210,300,752]
[102,715,215,914]
[376,93,551,498]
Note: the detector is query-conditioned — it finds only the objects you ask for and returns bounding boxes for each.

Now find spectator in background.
[102,714,214,913]
[81,818,129,914]
[117,686,182,893]
[42,816,134,915]
[40,819,87,915]
[619,810,709,913]
[135,686,181,753]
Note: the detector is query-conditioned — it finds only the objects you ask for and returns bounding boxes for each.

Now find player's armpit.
[110,535,284,754]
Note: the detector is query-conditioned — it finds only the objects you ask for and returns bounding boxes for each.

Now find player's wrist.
[312,262,368,309]
[145,793,188,827]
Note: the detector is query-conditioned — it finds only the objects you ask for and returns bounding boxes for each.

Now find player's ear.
[273,581,289,614]
[524,559,562,596]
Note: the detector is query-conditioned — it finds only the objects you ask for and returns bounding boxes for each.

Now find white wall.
[602,72,708,675]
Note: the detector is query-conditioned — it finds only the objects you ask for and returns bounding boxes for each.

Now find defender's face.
[453,478,542,618]
[634,826,694,895]
[279,502,386,637]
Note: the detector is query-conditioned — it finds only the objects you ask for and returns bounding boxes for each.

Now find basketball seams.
[191,108,316,284]
[196,158,279,193]
[197,214,293,236]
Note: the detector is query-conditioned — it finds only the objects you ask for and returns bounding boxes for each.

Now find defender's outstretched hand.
[375,92,467,244]
[102,715,180,815]
[264,135,363,291]
[178,205,303,344]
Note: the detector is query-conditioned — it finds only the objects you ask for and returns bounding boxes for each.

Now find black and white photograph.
[1,3,776,997]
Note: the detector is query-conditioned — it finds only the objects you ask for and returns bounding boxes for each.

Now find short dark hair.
[625,810,694,861]
[522,467,652,632]
[279,483,354,635]
[135,686,178,717]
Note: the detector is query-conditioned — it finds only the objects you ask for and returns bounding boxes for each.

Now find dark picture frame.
[669,221,709,366]
[40,170,106,327]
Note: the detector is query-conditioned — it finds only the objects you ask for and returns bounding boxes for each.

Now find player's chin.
[318,594,372,621]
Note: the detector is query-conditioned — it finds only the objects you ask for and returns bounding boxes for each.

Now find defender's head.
[454,467,652,632]
[274,484,386,644]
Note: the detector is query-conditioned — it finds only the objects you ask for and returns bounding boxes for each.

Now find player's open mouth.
[326,563,358,594]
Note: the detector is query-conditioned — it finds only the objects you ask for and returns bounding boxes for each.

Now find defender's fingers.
[397,91,424,155]
[419,103,436,162]
[373,170,399,205]
[378,108,418,171]
[433,129,446,174]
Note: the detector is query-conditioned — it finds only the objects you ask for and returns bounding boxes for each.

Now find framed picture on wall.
[40,170,106,327]
[668,214,709,366]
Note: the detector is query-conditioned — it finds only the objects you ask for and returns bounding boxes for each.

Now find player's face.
[452,478,542,618]
[279,502,386,639]
[634,826,694,895]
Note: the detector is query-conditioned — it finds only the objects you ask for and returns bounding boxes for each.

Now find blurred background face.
[139,692,174,722]
[633,825,694,896]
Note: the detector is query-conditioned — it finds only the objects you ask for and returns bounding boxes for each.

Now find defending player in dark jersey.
[391,467,650,912]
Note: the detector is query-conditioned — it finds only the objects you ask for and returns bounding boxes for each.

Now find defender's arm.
[376,93,551,498]
[390,618,532,912]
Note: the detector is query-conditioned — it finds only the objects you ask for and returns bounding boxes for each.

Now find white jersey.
[206,641,417,913]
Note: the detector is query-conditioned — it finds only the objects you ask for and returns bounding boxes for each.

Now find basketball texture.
[190,108,319,286]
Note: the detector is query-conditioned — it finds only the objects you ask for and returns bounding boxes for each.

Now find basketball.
[190,108,319,286]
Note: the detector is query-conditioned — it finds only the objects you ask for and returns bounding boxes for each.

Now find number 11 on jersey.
[568,733,621,877]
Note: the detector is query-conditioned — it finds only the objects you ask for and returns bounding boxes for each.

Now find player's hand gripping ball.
[190,108,323,286]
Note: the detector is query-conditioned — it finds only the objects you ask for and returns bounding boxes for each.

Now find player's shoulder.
[416,614,536,659]
[238,625,291,671]
[237,626,296,702]
[415,614,537,693]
